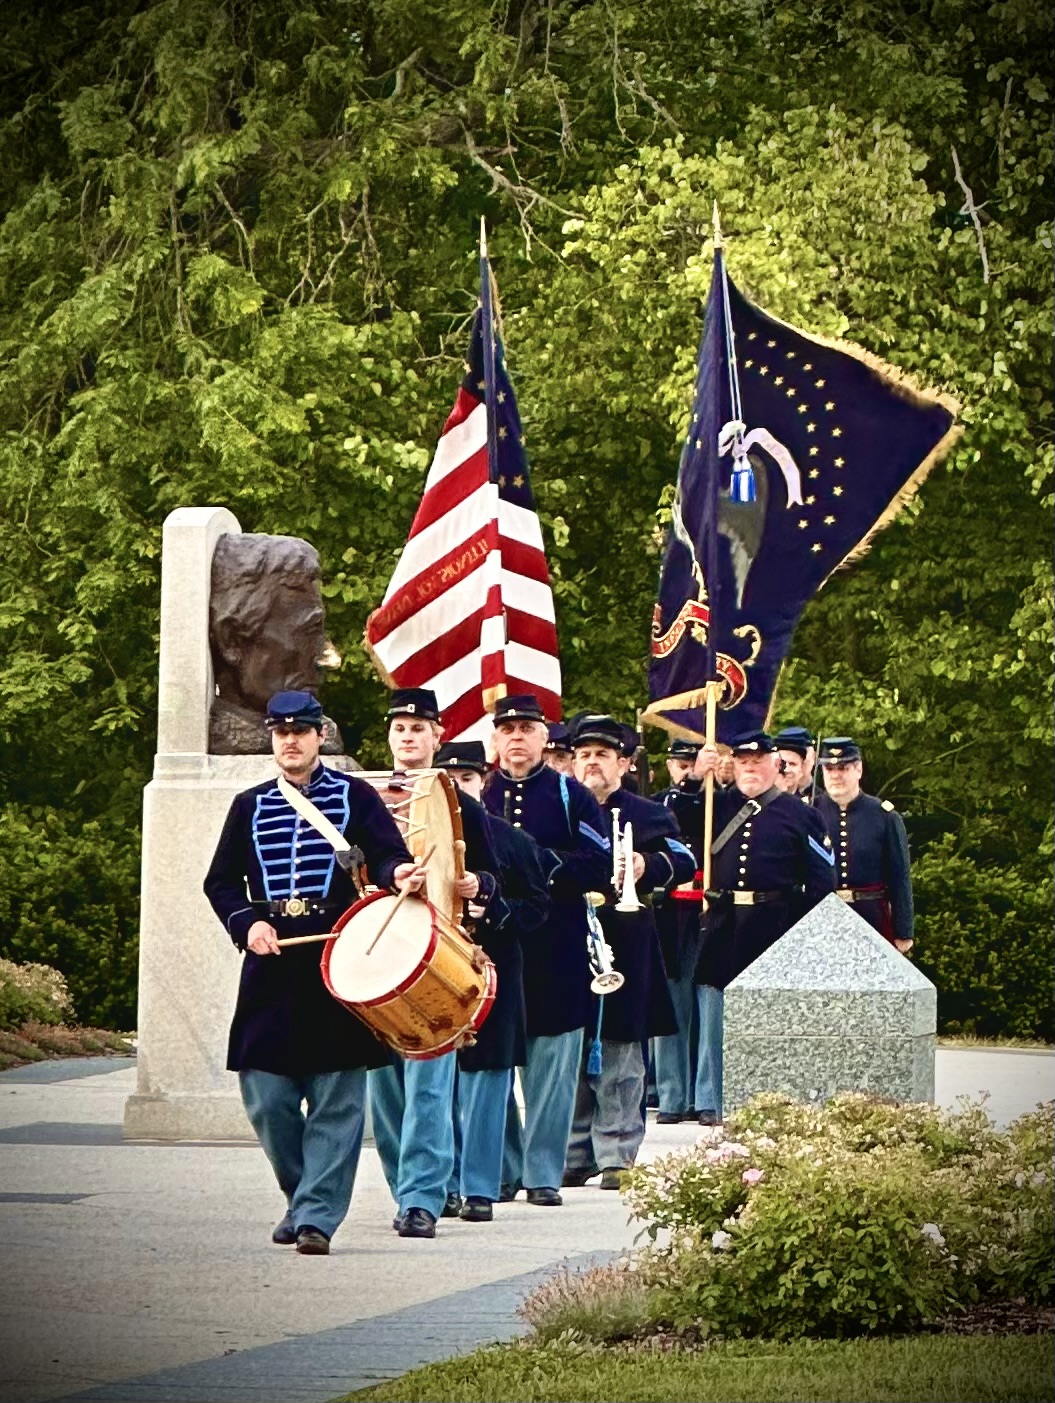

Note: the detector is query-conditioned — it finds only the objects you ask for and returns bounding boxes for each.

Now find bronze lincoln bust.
[208,533,341,754]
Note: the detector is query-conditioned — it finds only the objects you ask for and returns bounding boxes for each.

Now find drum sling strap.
[276,777,366,893]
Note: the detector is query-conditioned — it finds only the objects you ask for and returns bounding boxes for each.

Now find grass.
[0,1023,134,1070]
[937,1034,1054,1052]
[340,1334,1055,1403]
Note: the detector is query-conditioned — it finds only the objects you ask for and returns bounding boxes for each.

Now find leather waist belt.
[253,899,342,919]
[836,885,887,902]
[706,888,799,907]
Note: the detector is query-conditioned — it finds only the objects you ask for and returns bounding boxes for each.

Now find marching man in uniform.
[694,730,837,1119]
[484,694,611,1206]
[203,690,417,1255]
[563,716,693,1187]
[814,737,915,952]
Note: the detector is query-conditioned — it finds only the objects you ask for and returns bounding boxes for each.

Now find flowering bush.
[520,1094,1054,1346]
[0,957,72,1031]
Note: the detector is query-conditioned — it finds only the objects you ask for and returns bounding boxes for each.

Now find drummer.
[203,690,420,1255]
[369,687,504,1240]
[436,740,549,1221]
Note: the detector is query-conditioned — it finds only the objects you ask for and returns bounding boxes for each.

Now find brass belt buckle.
[732,891,754,906]
[836,889,854,902]
[284,897,307,917]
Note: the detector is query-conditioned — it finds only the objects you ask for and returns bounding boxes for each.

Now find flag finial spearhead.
[712,201,723,249]
[480,216,488,259]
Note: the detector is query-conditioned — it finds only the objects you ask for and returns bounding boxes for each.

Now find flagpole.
[700,204,726,898]
[479,218,500,487]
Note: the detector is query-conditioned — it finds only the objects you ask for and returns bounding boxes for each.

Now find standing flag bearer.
[365,223,561,741]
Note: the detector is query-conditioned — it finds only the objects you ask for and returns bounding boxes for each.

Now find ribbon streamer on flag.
[643,234,962,745]
[365,228,561,741]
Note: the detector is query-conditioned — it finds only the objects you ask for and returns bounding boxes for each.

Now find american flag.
[364,257,561,742]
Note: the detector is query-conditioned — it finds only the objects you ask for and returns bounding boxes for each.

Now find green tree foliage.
[0,0,1050,1032]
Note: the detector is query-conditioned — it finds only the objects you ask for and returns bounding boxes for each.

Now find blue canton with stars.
[646,256,958,744]
[462,306,537,514]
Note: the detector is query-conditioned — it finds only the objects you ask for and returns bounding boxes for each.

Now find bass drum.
[321,891,496,1060]
[356,769,466,925]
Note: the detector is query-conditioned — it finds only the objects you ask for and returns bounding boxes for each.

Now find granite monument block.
[722,893,936,1116]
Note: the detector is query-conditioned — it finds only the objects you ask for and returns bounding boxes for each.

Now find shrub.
[525,1094,1055,1346]
[0,957,72,1030]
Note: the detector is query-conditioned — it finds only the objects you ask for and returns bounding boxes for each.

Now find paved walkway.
[0,1048,1050,1403]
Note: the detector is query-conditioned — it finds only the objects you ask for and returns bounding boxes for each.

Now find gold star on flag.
[463,362,472,374]
[767,339,777,347]
[824,515,836,524]
[498,426,507,439]
[825,401,835,410]
[519,434,526,445]
[497,391,506,404]
[832,426,842,437]
[695,438,703,449]
[477,380,486,391]
[811,542,823,553]
[806,495,816,505]
[833,486,843,496]
[798,519,809,529]
[744,360,754,368]
[774,375,784,385]
[786,386,796,397]
[513,474,525,488]
[798,404,808,414]
[692,412,699,422]
[759,365,769,375]
[498,474,507,487]
[809,468,820,479]
[809,446,819,456]
[815,378,826,388]
[786,350,796,359]
[748,331,758,340]
[806,422,816,432]
[803,362,813,371]
[834,456,845,467]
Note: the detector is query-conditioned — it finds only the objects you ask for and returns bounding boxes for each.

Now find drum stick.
[365,844,437,956]
[275,932,333,947]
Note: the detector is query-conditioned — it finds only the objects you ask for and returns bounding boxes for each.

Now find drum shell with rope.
[355,769,465,924]
[321,890,496,1060]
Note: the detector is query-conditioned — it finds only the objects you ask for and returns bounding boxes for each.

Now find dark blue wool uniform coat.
[459,816,549,1073]
[204,765,412,1075]
[652,779,705,982]
[696,786,836,990]
[593,787,695,1042]
[815,792,914,945]
[484,764,610,1037]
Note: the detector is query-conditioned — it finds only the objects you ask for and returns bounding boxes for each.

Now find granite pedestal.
[722,893,936,1116]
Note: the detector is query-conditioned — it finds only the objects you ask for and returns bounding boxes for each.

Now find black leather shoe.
[599,1167,628,1191]
[498,1180,522,1203]
[441,1192,463,1218]
[526,1186,562,1207]
[271,1212,296,1245]
[460,1196,493,1222]
[698,1109,720,1126]
[392,1213,404,1232]
[655,1111,683,1125]
[295,1226,330,1255]
[561,1166,597,1188]
[398,1207,437,1238]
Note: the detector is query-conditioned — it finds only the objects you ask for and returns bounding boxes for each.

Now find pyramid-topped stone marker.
[722,893,936,1116]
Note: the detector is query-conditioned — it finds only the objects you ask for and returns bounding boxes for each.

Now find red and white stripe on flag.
[365,382,561,742]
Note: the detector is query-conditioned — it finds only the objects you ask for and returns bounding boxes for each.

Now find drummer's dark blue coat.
[696,786,836,990]
[459,816,548,1072]
[204,764,412,1075]
[593,788,694,1042]
[484,764,610,1036]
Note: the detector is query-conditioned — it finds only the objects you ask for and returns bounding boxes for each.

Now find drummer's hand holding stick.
[247,921,281,956]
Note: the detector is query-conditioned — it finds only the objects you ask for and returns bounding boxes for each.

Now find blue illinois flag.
[643,253,961,744]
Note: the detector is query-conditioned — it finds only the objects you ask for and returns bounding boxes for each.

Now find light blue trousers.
[503,1029,583,1191]
[566,1039,646,1171]
[369,1053,456,1220]
[239,1068,366,1241]
[654,973,701,1115]
[695,985,724,1116]
[449,1067,512,1202]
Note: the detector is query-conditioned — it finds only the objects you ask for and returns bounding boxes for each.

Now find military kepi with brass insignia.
[265,690,324,731]
[386,687,441,722]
